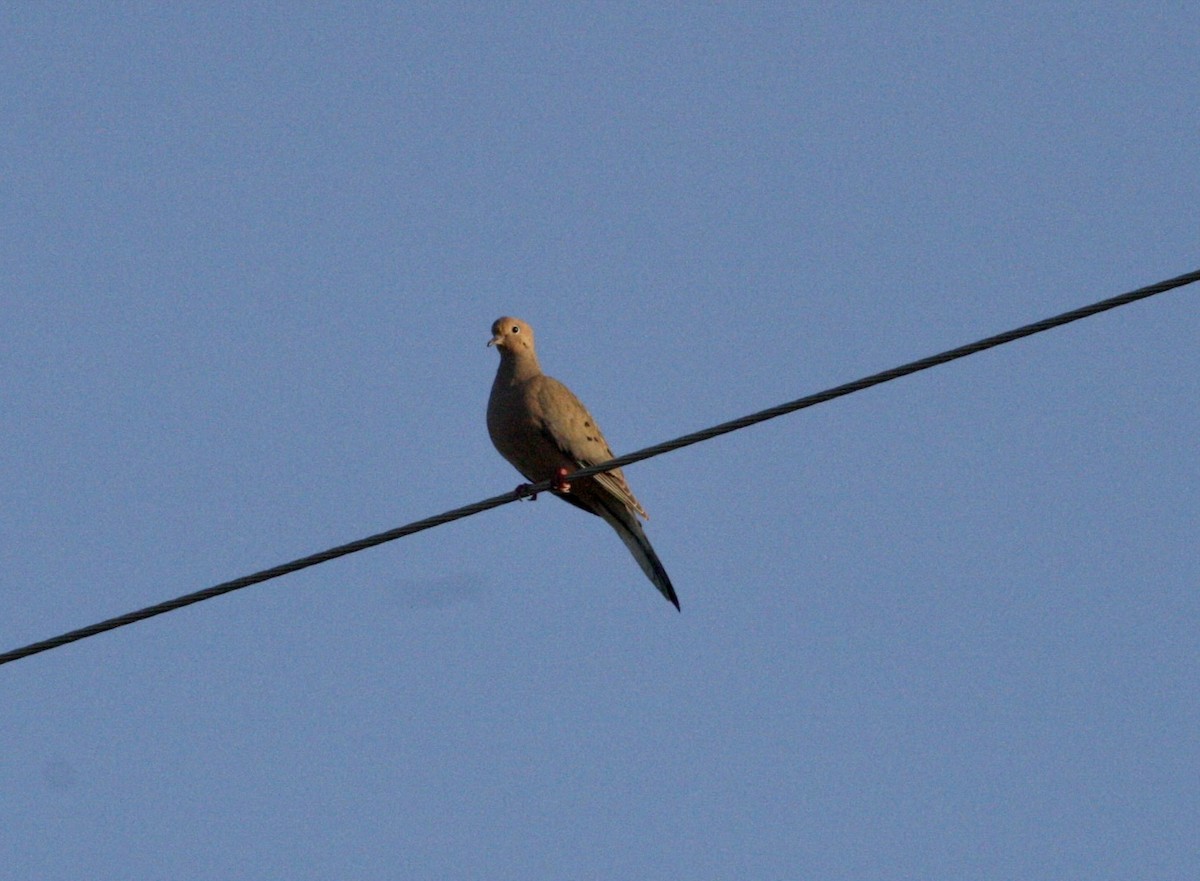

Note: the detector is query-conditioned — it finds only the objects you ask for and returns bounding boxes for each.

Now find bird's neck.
[494,350,542,386]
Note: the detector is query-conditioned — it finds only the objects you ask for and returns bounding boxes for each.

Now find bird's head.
[487,317,536,355]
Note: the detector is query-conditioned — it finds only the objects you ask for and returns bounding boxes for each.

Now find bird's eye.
[511,325,520,333]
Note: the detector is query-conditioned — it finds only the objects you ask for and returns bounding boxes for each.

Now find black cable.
[2,268,1196,667]
[566,267,1200,482]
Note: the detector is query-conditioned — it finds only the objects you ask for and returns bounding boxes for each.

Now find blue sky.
[3,5,1197,879]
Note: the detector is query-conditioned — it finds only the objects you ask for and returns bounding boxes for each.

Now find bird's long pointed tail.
[595,501,680,610]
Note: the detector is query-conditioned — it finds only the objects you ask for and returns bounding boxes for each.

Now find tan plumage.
[486,317,679,610]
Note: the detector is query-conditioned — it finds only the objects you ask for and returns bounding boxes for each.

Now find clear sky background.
[3,6,1197,879]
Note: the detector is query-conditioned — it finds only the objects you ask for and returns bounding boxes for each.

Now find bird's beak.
[486,335,500,348]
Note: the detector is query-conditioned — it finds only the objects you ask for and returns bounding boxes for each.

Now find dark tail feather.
[595,500,680,611]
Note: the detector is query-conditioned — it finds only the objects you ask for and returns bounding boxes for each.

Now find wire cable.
[2,268,1197,667]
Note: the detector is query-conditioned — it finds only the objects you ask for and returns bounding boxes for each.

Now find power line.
[566,267,1200,482]
[2,268,1197,667]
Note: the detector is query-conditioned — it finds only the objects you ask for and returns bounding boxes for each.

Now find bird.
[486,316,680,610]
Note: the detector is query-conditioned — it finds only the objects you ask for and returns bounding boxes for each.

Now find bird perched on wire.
[486,316,679,610]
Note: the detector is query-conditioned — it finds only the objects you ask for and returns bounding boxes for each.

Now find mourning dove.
[487,317,680,610]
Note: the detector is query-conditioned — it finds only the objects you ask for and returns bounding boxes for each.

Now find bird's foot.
[550,467,572,494]
[515,468,571,501]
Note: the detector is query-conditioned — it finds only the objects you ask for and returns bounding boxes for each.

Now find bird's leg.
[515,468,571,501]
[550,467,572,494]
